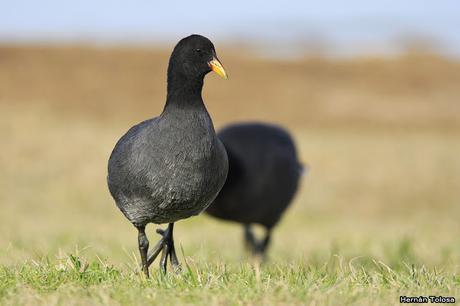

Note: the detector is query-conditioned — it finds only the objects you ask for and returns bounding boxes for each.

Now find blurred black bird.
[107,35,229,277]
[206,122,304,258]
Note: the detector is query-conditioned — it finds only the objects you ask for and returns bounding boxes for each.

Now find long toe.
[146,226,169,268]
[146,237,165,267]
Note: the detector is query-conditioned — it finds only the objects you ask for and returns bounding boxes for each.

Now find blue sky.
[1,1,459,56]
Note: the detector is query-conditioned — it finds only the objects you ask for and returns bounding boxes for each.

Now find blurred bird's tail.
[298,163,309,177]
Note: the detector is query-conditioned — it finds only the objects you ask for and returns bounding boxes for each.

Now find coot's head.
[168,34,227,80]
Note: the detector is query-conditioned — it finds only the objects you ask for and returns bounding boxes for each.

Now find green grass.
[1,105,460,305]
[1,250,459,306]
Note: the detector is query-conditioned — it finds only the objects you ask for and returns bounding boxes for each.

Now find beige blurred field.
[0,45,460,299]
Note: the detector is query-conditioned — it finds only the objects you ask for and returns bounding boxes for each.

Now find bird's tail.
[298,162,310,177]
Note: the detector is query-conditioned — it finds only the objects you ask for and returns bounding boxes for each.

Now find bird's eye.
[195,48,202,53]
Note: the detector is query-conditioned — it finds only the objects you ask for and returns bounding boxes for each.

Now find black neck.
[163,65,206,112]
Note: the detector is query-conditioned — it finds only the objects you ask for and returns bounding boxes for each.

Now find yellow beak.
[208,57,228,79]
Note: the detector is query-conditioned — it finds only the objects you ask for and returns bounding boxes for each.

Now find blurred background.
[1,1,459,267]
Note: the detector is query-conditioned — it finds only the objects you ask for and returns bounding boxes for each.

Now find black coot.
[206,122,304,257]
[107,35,229,277]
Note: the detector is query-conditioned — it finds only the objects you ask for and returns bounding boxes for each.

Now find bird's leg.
[146,229,166,267]
[169,239,181,272]
[159,223,178,273]
[146,223,180,273]
[137,226,150,278]
[169,246,180,270]
[243,224,257,254]
[255,229,272,260]
[159,239,170,273]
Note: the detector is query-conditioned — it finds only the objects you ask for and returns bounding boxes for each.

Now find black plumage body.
[206,122,302,255]
[108,106,228,226]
